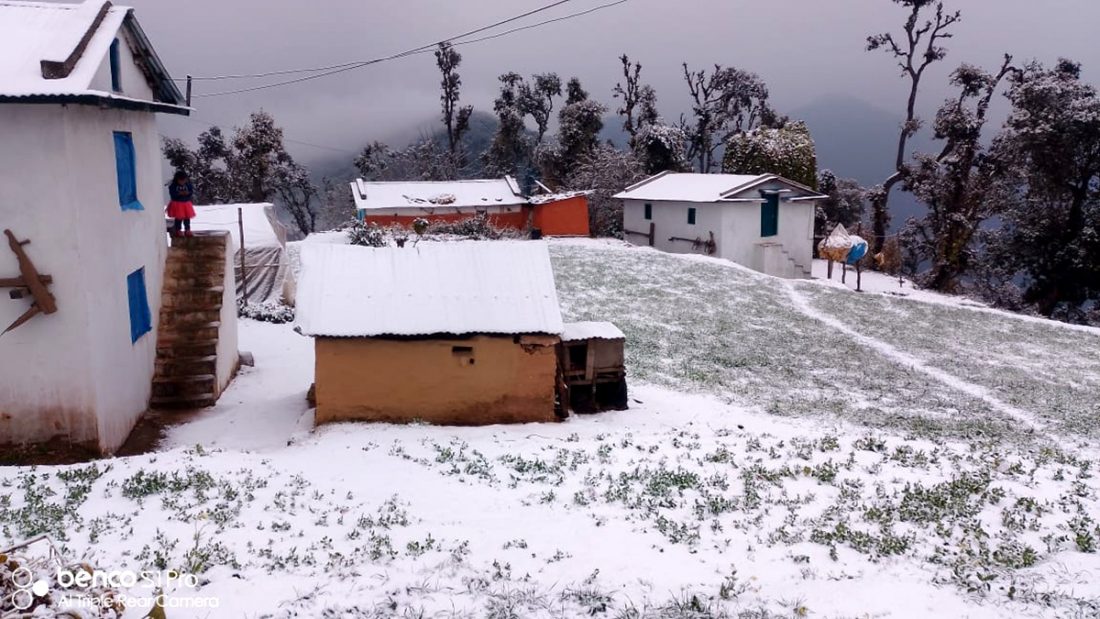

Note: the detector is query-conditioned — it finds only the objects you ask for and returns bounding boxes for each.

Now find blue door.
[761,194,779,237]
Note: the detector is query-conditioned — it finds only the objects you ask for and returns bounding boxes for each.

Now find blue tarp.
[846,237,869,265]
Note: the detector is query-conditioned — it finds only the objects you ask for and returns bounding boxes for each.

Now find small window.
[687,207,697,225]
[643,203,652,220]
[109,38,122,92]
[113,131,142,211]
[127,267,152,343]
[761,194,779,237]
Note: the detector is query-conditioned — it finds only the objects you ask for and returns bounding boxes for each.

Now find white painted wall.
[215,242,239,397]
[0,104,167,453]
[623,199,724,256]
[623,190,816,279]
[89,29,156,101]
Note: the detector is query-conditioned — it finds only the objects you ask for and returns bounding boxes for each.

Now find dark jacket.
[169,181,194,203]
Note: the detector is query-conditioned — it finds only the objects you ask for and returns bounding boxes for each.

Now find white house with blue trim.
[615,172,825,279]
[0,0,190,455]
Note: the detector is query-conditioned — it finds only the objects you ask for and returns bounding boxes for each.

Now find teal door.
[761,195,779,237]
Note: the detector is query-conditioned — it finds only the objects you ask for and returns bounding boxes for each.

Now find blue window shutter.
[687,207,697,225]
[127,267,152,343]
[644,203,652,220]
[113,131,142,211]
[109,39,121,92]
[761,195,779,237]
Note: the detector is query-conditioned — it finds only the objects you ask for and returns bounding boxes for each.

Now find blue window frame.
[644,203,652,220]
[113,131,142,211]
[127,267,152,343]
[761,194,779,237]
[687,207,697,225]
[109,38,122,92]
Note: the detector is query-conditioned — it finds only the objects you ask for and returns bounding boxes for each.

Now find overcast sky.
[121,0,1100,165]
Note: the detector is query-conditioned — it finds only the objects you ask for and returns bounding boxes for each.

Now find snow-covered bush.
[426,212,518,240]
[346,219,386,247]
[722,121,817,189]
[238,300,295,324]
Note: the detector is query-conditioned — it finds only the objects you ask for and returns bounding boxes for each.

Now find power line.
[190,0,627,98]
[183,0,578,86]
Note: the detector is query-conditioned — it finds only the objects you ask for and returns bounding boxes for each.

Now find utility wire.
[183,0,578,86]
[190,0,627,97]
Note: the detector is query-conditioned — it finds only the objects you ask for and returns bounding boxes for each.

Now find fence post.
[238,207,248,305]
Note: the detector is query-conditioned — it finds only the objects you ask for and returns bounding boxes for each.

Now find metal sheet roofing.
[295,241,565,338]
[0,0,186,110]
[613,172,825,204]
[350,177,527,211]
[192,203,285,249]
[561,321,625,342]
[0,0,124,96]
[613,173,765,203]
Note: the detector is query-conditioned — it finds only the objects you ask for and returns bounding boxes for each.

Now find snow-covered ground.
[2,239,1099,618]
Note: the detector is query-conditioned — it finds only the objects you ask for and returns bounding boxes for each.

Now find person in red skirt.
[167,170,196,237]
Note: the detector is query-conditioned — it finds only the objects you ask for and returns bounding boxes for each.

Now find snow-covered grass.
[2,239,1099,618]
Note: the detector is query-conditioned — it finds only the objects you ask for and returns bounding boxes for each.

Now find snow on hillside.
[2,239,1099,618]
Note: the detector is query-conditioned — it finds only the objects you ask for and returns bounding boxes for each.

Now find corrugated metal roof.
[296,241,564,338]
[0,0,186,110]
[0,0,123,96]
[561,322,625,342]
[614,172,827,203]
[350,177,528,211]
[613,173,766,203]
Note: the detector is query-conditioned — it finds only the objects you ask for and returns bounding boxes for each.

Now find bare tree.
[865,0,961,255]
[613,54,659,148]
[681,63,775,172]
[435,42,473,159]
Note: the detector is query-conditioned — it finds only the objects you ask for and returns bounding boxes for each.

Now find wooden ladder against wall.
[150,231,228,409]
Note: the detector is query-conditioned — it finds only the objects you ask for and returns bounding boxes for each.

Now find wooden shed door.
[760,195,779,237]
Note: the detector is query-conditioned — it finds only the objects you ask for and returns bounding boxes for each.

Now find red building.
[350,176,590,237]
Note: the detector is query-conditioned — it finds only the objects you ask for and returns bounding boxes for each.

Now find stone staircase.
[151,231,229,409]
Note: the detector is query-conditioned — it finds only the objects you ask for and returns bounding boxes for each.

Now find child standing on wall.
[167,170,196,238]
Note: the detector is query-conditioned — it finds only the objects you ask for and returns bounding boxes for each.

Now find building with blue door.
[0,0,191,455]
[616,172,825,279]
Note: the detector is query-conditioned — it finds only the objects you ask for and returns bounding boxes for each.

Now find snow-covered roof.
[296,241,564,338]
[350,177,527,211]
[191,203,285,249]
[613,172,824,203]
[528,191,591,206]
[561,321,625,342]
[0,0,187,113]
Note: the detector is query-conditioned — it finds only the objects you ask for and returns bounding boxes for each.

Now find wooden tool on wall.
[1,229,57,335]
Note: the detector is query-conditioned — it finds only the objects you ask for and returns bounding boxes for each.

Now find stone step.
[156,354,217,377]
[162,287,225,308]
[149,393,217,410]
[170,232,229,247]
[160,309,221,327]
[158,322,220,342]
[164,272,224,291]
[168,242,228,255]
[152,373,216,398]
[156,340,218,358]
[165,259,226,276]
